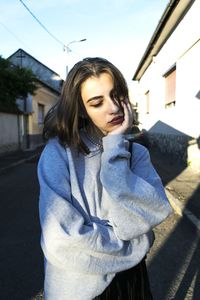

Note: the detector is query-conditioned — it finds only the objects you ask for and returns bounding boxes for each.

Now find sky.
[0,0,169,88]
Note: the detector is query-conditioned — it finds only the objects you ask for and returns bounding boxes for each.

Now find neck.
[86,125,104,140]
[84,126,104,150]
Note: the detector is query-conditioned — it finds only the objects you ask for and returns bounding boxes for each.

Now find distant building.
[132,0,200,170]
[8,48,63,149]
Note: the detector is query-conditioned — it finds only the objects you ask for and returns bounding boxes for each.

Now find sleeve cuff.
[102,134,129,151]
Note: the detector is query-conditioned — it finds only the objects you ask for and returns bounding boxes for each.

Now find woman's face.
[81,72,124,135]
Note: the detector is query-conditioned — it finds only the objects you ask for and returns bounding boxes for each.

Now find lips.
[109,115,124,125]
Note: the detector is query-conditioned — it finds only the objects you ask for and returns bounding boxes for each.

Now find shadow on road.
[148,147,200,299]
[173,230,200,300]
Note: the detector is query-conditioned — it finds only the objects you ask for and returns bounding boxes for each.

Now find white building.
[132,0,200,171]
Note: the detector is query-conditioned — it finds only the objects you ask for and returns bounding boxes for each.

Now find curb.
[0,153,39,176]
[165,188,200,231]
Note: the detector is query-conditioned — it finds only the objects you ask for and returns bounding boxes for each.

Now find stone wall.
[148,132,200,172]
[148,132,192,162]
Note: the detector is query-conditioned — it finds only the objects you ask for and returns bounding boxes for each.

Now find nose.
[107,97,120,114]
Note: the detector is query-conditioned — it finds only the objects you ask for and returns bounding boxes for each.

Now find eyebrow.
[86,95,103,103]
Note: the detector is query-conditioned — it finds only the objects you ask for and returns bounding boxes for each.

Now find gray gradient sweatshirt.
[38,133,172,300]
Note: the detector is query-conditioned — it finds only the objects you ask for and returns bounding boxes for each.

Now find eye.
[90,102,103,108]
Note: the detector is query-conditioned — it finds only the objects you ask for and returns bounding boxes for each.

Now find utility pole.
[16,49,29,148]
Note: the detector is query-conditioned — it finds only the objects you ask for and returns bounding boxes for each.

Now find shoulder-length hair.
[43,57,135,154]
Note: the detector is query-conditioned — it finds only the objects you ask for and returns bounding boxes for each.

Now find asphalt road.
[0,158,199,300]
[147,214,200,300]
[0,158,44,300]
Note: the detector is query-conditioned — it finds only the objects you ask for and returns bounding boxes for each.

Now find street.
[0,158,43,300]
[0,158,199,300]
[147,214,200,299]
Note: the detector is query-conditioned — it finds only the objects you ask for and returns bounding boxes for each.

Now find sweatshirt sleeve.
[38,139,152,275]
[100,134,172,241]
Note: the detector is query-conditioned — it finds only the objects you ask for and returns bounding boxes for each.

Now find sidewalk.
[0,144,199,230]
[0,144,44,175]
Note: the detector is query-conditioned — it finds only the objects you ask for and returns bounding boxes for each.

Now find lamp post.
[64,38,87,53]
[64,38,87,76]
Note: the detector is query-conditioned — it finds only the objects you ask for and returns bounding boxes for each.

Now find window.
[145,90,150,114]
[38,103,45,124]
[164,65,176,108]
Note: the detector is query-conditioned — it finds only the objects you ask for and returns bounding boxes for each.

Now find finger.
[125,102,134,124]
[122,101,128,120]
[122,102,131,129]
[124,97,129,104]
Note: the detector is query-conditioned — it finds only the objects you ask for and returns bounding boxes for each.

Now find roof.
[132,0,195,81]
[8,49,63,94]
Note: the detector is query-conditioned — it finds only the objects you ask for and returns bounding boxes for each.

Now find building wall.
[135,0,200,167]
[138,40,200,137]
[0,85,59,154]
[27,83,59,148]
[0,112,30,154]
[0,113,20,154]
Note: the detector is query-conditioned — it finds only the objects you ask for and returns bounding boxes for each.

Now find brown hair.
[43,57,134,153]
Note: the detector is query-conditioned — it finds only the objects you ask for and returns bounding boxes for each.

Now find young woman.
[38,57,172,300]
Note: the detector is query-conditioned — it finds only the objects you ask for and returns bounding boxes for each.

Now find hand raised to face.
[107,99,134,135]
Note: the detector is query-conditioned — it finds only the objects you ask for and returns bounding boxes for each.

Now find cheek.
[89,112,101,124]
[87,110,105,126]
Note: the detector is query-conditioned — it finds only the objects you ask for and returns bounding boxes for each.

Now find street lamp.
[64,38,87,53]
[64,38,87,76]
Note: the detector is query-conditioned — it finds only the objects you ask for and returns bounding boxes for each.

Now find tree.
[0,56,37,113]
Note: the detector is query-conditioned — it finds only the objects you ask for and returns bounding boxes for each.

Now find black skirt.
[93,259,153,300]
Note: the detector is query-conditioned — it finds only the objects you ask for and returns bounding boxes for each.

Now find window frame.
[163,64,176,108]
[145,90,150,114]
[38,103,45,124]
